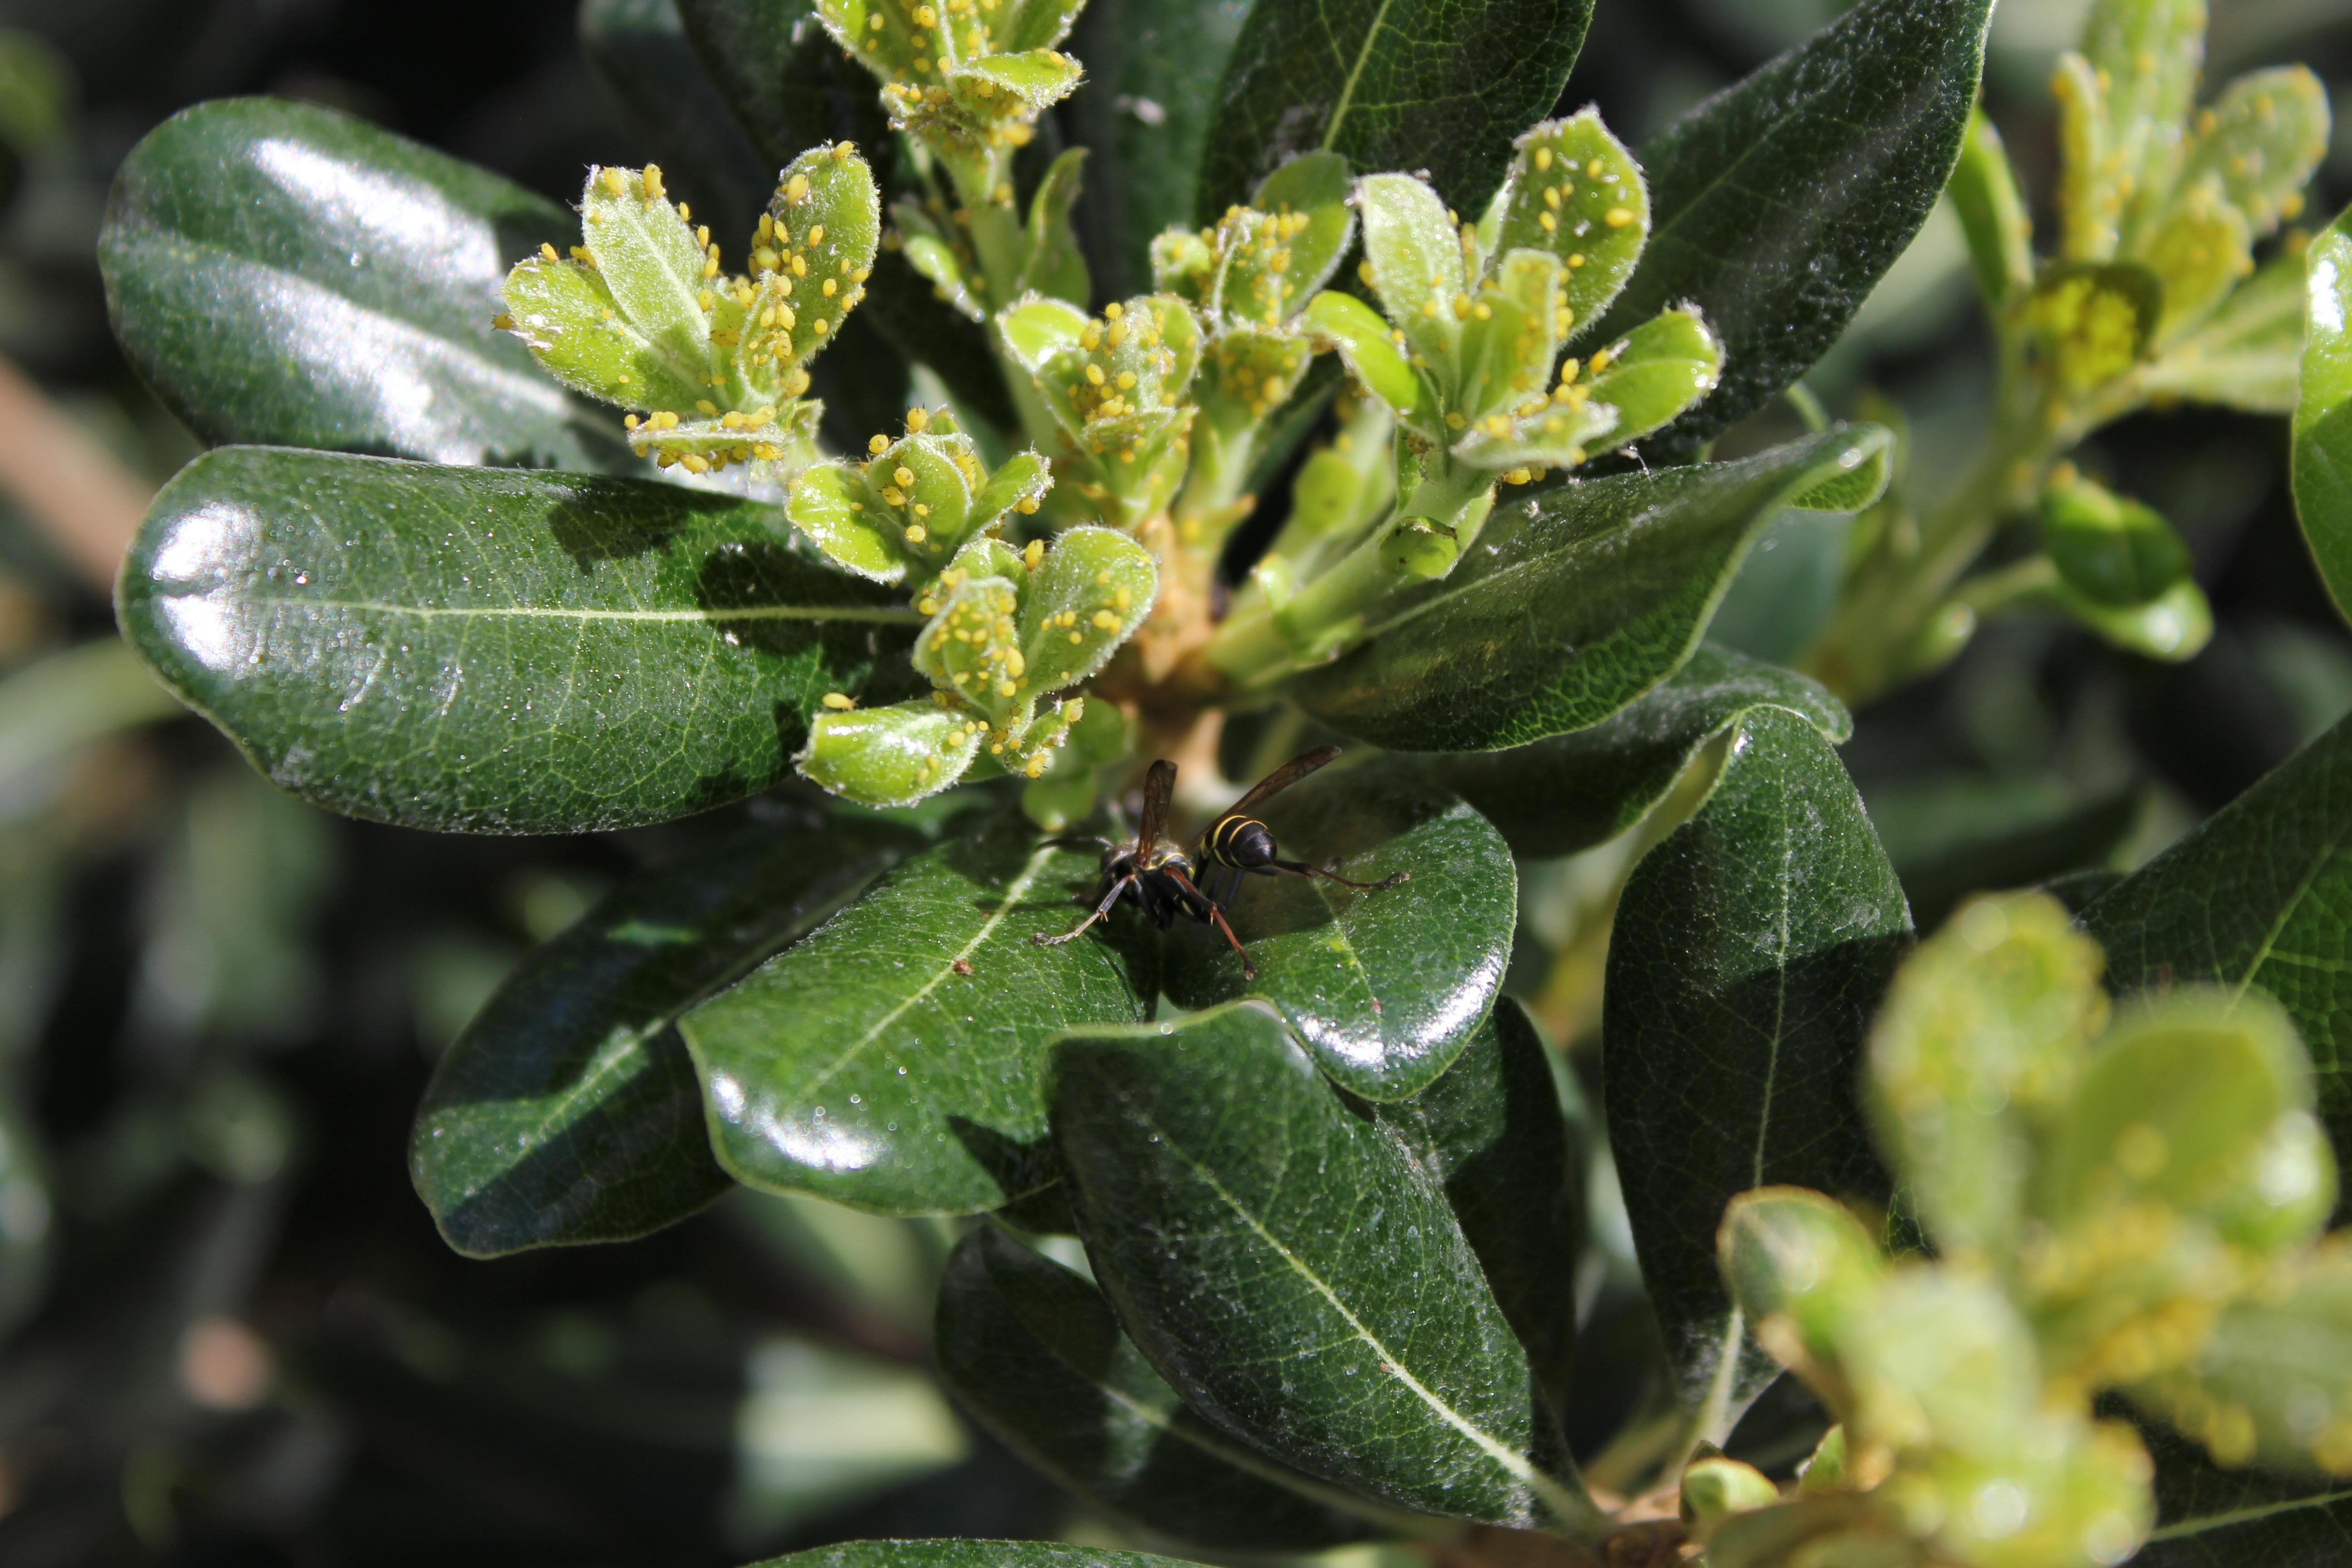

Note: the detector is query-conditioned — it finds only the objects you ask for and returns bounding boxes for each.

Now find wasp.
[1032,745,1406,979]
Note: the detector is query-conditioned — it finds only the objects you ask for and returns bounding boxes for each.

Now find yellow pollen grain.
[1091,610,1119,629]
[1604,207,1634,228]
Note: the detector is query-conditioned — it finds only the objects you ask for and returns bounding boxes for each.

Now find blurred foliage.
[1,0,2351,1564]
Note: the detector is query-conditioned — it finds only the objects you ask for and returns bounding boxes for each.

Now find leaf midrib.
[1317,0,1401,157]
[178,594,923,626]
[1123,1088,1588,1525]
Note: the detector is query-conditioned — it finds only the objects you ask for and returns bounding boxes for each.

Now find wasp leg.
[1034,874,1134,946]
[1268,858,1409,892]
[1165,865,1256,981]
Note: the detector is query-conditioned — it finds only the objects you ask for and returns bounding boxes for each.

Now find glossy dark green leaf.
[2293,207,2352,627]
[680,820,1150,1215]
[1290,426,1891,752]
[2132,1413,2352,1568]
[1602,706,1911,1434]
[580,0,771,242]
[1161,764,1513,1101]
[117,446,923,834]
[1377,999,1586,1414]
[98,97,634,472]
[1588,0,1993,455]
[1411,644,1849,858]
[934,1226,1382,1547]
[674,0,890,172]
[1066,0,1252,294]
[2082,710,2352,1161]
[411,814,921,1257]
[1194,0,1591,223]
[1049,1003,1600,1531]
[745,1542,1201,1568]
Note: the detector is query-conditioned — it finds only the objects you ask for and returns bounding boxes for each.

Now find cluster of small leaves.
[1691,891,2347,1568]
[500,142,880,477]
[819,0,1082,179]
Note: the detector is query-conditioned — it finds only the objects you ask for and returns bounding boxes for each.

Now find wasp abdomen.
[1206,815,1278,870]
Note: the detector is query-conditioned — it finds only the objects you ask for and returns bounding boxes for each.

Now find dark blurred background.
[1,0,2350,1563]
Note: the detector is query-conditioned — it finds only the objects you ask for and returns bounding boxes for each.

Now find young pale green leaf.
[501,246,709,414]
[1413,645,1849,858]
[1049,1003,1599,1530]
[2056,51,2124,263]
[1717,1188,1885,1379]
[1588,0,1992,454]
[2036,990,2334,1254]
[1357,173,1468,372]
[1016,527,1158,696]
[2083,0,2205,218]
[2169,67,2329,241]
[1195,0,1590,223]
[1605,706,1911,1432]
[787,461,914,583]
[1019,147,1090,306]
[2295,212,2352,623]
[577,162,712,379]
[2141,183,2255,343]
[1161,764,1513,1101]
[934,1227,1382,1548]
[411,815,919,1257]
[678,822,1148,1215]
[2051,575,2215,662]
[1578,309,1723,450]
[2041,472,2195,608]
[1867,892,2107,1259]
[1494,113,1647,334]
[1248,151,1356,299]
[2133,1242,2352,1481]
[2145,247,2308,414]
[798,696,986,806]
[1947,109,2034,308]
[1289,425,1893,751]
[766,141,882,356]
[98,97,634,471]
[1377,999,1586,1413]
[1304,290,1426,421]
[117,447,922,833]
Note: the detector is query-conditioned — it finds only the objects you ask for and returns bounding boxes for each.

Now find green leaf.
[1305,290,1426,420]
[1019,147,1090,305]
[743,1541,1204,1568]
[1048,1002,1599,1529]
[1717,1187,1885,1378]
[2041,471,2194,608]
[797,696,989,806]
[1865,891,2107,1259]
[1377,999,1587,1414]
[1162,764,1513,1101]
[1494,113,1647,333]
[1603,706,1911,1433]
[2082,0,2205,218]
[117,446,922,834]
[2167,67,2330,240]
[2145,246,2306,415]
[98,97,635,471]
[1579,308,1724,450]
[679,820,1150,1215]
[934,1226,1382,1547]
[1412,646,1847,859]
[1587,0,1993,454]
[1195,0,1592,223]
[1947,108,2034,309]
[2296,212,2352,624]
[1289,426,1891,752]
[411,815,919,1257]
[2082,710,2352,1162]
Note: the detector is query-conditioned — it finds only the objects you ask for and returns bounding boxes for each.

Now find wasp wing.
[1136,759,1177,856]
[1224,745,1343,818]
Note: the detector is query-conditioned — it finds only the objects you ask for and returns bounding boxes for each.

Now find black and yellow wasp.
[1032,745,1405,979]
